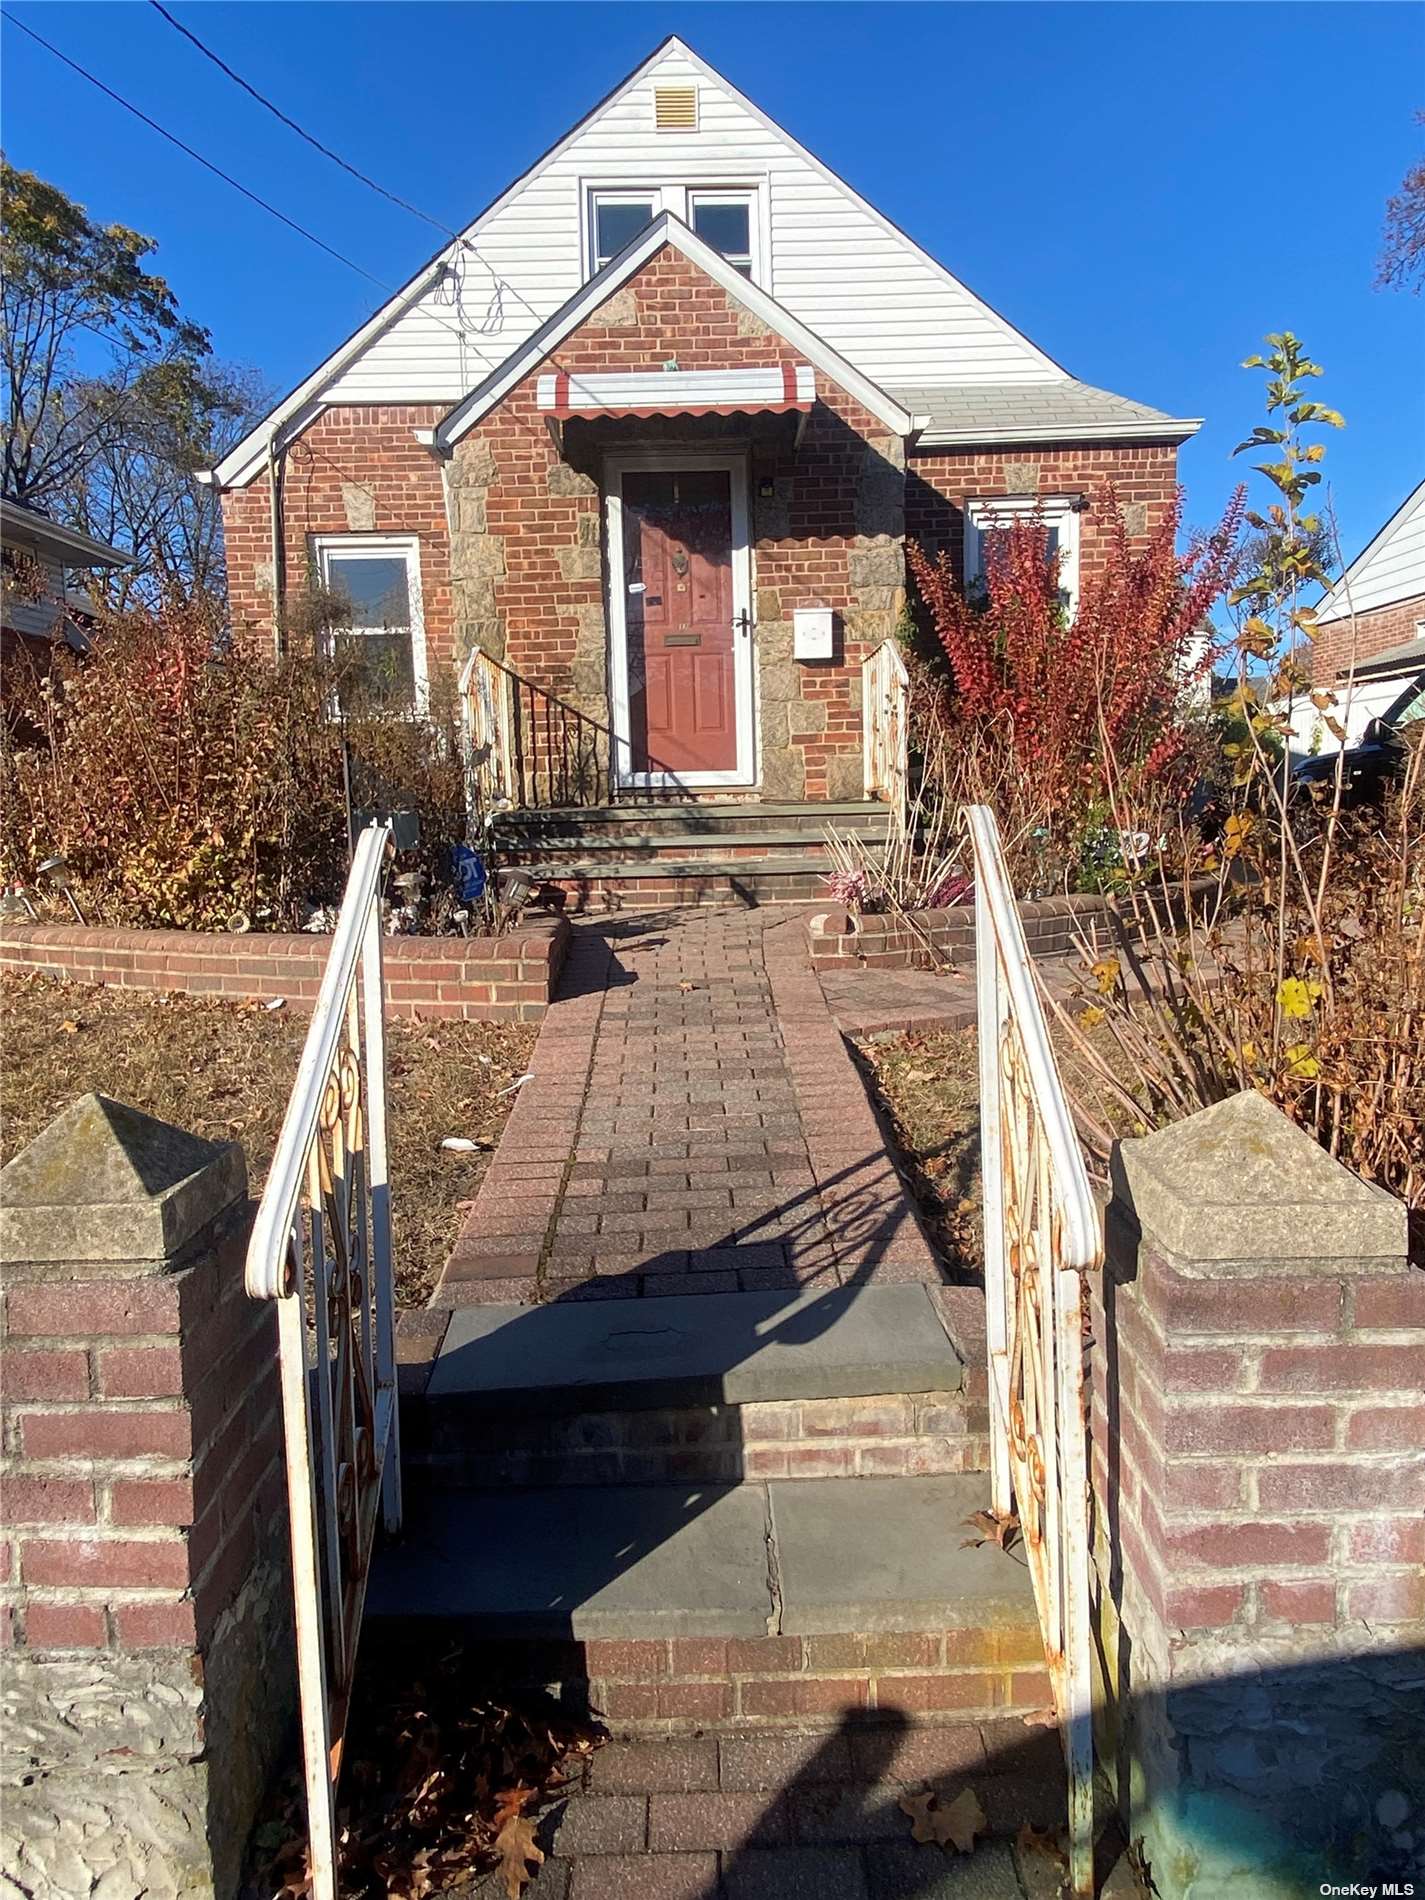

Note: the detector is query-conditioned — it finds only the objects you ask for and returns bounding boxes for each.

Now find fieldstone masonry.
[1092,1089,1425,1894]
[0,1096,294,1900]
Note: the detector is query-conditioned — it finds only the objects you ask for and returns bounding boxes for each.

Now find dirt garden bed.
[0,973,537,1306]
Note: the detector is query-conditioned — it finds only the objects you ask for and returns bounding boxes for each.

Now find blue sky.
[3,2,1422,565]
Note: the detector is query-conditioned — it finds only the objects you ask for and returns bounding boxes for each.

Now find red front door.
[621,469,737,776]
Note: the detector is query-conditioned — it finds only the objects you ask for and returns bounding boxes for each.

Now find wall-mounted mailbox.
[793,607,836,661]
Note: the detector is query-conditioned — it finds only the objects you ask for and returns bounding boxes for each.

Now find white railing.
[964,805,1099,1898]
[246,821,401,1900]
[862,638,909,827]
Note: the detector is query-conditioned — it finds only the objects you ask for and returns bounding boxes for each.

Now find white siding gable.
[1314,480,1425,625]
[217,39,1066,482]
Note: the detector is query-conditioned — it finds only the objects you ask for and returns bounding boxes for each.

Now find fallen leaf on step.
[1022,1705,1059,1729]
[899,1784,987,1853]
[961,1508,1021,1553]
[1017,1821,1070,1870]
[493,1788,544,1897]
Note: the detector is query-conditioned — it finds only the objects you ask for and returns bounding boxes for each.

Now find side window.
[965,499,1080,620]
[316,537,427,716]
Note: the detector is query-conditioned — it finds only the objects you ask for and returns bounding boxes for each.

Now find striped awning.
[535,362,816,421]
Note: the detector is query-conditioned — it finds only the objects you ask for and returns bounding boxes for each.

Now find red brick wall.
[462,244,895,799]
[906,441,1180,582]
[1314,592,1425,684]
[219,404,453,664]
[1092,1236,1425,1636]
[0,1207,279,1653]
[0,916,568,1023]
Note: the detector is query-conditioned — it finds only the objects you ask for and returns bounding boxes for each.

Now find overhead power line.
[2,10,393,292]
[147,0,457,240]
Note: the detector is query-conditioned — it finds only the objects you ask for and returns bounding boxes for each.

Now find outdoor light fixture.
[37,855,86,924]
[498,867,536,908]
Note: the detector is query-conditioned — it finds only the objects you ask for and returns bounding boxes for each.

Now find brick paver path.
[430,909,941,1309]
[459,1715,1095,1898]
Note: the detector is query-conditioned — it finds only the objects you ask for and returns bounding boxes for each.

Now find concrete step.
[369,1474,1046,1733]
[498,799,892,844]
[501,829,852,864]
[402,1287,988,1487]
[531,857,843,910]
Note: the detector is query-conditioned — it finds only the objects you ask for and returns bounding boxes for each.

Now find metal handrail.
[964,803,1099,1899]
[244,819,400,1900]
[245,820,393,1299]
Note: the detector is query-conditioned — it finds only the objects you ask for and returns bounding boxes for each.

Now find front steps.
[369,1474,1046,1735]
[380,1287,1028,1739]
[401,1285,990,1487]
[494,798,891,910]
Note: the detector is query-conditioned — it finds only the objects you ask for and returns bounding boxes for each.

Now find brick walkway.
[462,1715,1098,1899]
[428,909,940,1310]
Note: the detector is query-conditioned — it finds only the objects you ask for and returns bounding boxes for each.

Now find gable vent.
[654,85,698,131]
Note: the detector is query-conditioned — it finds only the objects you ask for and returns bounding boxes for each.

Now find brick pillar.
[1,1093,294,1900]
[1091,1088,1425,1894]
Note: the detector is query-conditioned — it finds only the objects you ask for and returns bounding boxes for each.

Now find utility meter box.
[793,607,836,661]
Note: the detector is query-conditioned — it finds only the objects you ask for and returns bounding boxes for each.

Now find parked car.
[1291,666,1425,807]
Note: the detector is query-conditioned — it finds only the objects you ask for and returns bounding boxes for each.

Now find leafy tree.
[1376,112,1425,293]
[2,158,265,603]
[2,157,209,505]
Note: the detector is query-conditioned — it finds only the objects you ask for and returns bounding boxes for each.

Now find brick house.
[1287,479,1424,760]
[208,37,1200,900]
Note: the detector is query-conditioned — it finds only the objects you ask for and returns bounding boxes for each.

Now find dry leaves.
[962,1508,1021,1554]
[899,1784,987,1853]
[248,1642,605,1899]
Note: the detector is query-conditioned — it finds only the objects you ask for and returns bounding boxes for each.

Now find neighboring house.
[1291,480,1425,756]
[1,497,130,663]
[207,37,1200,893]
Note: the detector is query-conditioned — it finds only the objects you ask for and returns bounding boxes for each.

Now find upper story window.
[592,193,658,273]
[689,193,755,277]
[964,496,1081,620]
[586,184,765,284]
[315,534,428,717]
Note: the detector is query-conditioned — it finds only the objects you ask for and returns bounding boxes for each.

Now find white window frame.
[687,189,759,280]
[586,190,661,276]
[313,533,429,717]
[964,495,1081,620]
[583,181,769,287]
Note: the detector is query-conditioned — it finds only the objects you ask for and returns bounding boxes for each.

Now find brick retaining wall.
[806,892,1121,969]
[0,914,569,1023]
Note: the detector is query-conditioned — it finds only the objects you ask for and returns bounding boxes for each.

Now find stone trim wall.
[0,1096,294,1900]
[905,441,1179,584]
[438,243,905,803]
[1,915,570,1023]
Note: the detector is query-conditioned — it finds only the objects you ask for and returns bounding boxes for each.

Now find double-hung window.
[315,535,427,717]
[689,192,756,277]
[586,185,764,283]
[591,193,658,273]
[964,496,1081,619]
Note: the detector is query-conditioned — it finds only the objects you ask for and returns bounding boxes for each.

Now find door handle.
[735,611,752,638]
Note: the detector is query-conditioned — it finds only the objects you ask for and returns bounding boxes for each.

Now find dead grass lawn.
[1,974,537,1306]
[854,1025,985,1275]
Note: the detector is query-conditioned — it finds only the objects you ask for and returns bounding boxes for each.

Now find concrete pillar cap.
[0,1093,247,1266]
[1110,1087,1407,1271]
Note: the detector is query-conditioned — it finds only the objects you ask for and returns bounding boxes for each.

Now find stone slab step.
[501,829,855,862]
[528,854,843,883]
[499,800,891,841]
[369,1474,1034,1642]
[425,1286,964,1417]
